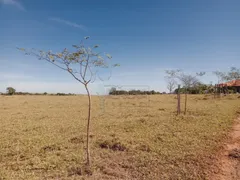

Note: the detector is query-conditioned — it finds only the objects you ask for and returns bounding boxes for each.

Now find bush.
[6,87,16,95]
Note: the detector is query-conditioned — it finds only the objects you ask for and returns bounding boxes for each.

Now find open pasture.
[0,94,239,179]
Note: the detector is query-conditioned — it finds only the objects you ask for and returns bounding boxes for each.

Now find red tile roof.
[218,79,240,87]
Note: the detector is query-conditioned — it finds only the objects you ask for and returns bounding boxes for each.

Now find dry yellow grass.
[0,94,239,179]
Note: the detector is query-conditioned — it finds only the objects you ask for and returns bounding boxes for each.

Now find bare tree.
[165,69,181,93]
[18,37,119,170]
[165,70,205,114]
[213,67,240,83]
[212,71,226,84]
[179,73,204,114]
[166,78,177,93]
[223,67,240,81]
[213,68,240,95]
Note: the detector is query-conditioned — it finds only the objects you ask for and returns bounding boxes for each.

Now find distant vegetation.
[6,87,16,95]
[1,88,76,96]
[175,84,239,94]
[109,83,239,96]
[174,83,213,94]
[109,88,161,95]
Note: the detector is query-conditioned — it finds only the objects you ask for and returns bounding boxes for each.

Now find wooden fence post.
[177,84,181,115]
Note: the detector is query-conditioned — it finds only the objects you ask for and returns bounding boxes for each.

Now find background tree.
[109,87,117,95]
[213,71,226,83]
[18,37,119,170]
[6,87,16,95]
[223,67,240,81]
[174,83,214,94]
[213,67,240,94]
[165,70,180,93]
[166,78,177,93]
[166,70,205,114]
[109,89,161,95]
[212,71,225,94]
[179,72,204,114]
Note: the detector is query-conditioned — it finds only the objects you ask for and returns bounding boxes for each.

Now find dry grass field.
[0,94,239,179]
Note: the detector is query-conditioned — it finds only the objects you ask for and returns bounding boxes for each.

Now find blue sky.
[0,0,239,94]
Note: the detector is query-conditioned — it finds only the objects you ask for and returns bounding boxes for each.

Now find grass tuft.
[97,138,128,151]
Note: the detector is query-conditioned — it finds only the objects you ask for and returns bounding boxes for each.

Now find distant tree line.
[174,83,213,94]
[174,83,238,94]
[1,87,76,96]
[165,67,240,95]
[108,83,238,96]
[109,88,161,95]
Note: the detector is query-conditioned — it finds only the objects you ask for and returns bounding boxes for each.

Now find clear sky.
[0,0,239,94]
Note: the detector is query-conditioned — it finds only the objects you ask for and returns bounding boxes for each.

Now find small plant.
[69,136,84,144]
[68,165,93,176]
[97,138,128,151]
[165,70,205,114]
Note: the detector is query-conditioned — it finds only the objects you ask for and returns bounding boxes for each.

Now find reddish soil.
[212,117,240,180]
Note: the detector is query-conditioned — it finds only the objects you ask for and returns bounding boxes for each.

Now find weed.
[69,136,84,144]
[40,144,61,153]
[67,165,93,176]
[97,138,128,151]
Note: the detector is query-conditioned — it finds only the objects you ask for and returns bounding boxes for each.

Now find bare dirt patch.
[212,117,240,180]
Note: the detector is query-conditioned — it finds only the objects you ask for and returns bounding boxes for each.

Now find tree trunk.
[184,89,187,115]
[84,84,91,167]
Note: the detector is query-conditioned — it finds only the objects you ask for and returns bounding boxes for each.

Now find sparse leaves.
[97,56,104,60]
[165,70,204,88]
[57,53,63,58]
[221,67,240,81]
[18,48,25,51]
[113,63,120,67]
[106,54,112,59]
[17,37,119,86]
[49,55,54,61]
[213,71,226,82]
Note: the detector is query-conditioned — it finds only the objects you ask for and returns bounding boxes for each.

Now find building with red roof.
[217,79,240,93]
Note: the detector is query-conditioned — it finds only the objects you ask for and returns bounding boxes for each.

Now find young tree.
[18,37,119,169]
[165,70,180,93]
[166,78,177,94]
[179,72,204,114]
[6,87,16,95]
[166,70,205,114]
